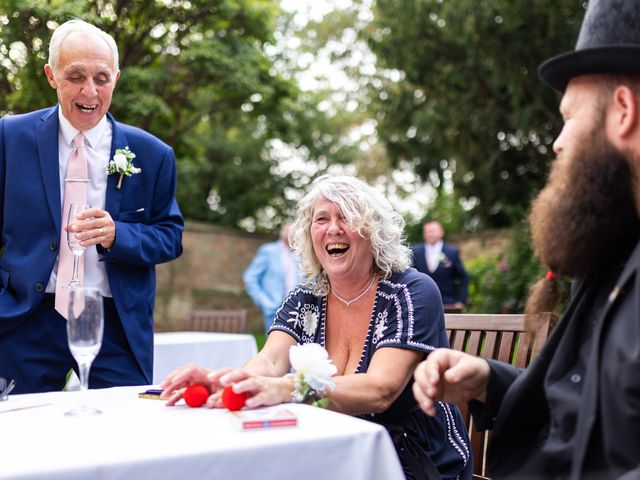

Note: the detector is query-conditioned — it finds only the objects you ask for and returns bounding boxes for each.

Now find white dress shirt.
[426,240,443,273]
[46,109,113,297]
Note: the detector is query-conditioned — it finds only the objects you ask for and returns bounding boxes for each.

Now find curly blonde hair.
[290,175,411,296]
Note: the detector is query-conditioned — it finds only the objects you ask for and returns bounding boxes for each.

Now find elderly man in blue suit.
[0,20,183,394]
[412,220,468,310]
[243,223,302,335]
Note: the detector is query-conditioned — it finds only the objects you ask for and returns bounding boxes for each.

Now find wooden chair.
[187,309,248,334]
[445,312,558,480]
[443,304,464,314]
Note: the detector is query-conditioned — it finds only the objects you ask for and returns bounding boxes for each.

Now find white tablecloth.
[0,386,404,480]
[153,332,258,383]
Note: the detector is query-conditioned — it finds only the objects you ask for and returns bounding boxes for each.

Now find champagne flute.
[65,286,104,417]
[66,203,91,288]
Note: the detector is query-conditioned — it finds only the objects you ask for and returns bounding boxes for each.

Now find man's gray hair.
[48,19,119,73]
[291,174,412,296]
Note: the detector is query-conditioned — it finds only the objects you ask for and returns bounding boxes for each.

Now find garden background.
[0,0,581,334]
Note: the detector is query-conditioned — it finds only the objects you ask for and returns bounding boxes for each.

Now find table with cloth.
[0,386,404,480]
[153,332,258,383]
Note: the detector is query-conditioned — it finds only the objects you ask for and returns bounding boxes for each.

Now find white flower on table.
[289,343,337,392]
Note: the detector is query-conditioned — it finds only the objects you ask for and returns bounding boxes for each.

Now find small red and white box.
[230,406,298,430]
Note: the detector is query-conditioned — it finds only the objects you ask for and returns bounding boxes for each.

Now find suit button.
[50,242,57,251]
[35,283,44,292]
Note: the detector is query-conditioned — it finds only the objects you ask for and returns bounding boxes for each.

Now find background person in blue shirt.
[243,223,302,335]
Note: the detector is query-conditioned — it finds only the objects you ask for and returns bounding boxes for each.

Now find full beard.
[529,131,640,279]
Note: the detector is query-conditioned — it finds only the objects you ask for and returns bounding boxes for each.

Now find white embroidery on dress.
[302,308,318,337]
[379,277,435,350]
[441,401,470,469]
[377,290,404,341]
[270,324,300,343]
[286,300,320,342]
[372,310,388,344]
[286,301,304,330]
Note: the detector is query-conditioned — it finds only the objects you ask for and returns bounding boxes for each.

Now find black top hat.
[539,0,640,92]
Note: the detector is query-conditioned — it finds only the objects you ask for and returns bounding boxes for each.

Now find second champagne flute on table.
[66,203,91,288]
[65,286,104,417]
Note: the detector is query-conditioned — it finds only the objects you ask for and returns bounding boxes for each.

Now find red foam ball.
[183,384,209,408]
[222,385,247,411]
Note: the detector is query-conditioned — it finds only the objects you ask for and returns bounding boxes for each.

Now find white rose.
[289,343,336,391]
[113,153,128,170]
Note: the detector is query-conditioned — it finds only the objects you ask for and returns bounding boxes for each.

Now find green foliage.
[405,190,468,244]
[466,224,570,314]
[362,0,585,228]
[1,0,592,235]
[253,332,267,351]
[0,0,358,231]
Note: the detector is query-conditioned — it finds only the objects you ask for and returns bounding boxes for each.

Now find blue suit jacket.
[243,241,300,325]
[0,106,183,381]
[411,243,469,305]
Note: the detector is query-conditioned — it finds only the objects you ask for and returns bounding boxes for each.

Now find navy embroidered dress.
[270,268,472,480]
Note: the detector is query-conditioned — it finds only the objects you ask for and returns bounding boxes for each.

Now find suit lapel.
[36,107,62,232]
[416,244,429,273]
[105,113,125,217]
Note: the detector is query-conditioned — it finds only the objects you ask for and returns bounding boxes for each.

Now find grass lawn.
[253,333,267,351]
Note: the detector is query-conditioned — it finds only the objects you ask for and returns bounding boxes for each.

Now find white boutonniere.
[439,252,452,267]
[106,147,141,189]
[288,343,337,408]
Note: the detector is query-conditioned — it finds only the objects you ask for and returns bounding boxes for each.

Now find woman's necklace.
[331,272,376,307]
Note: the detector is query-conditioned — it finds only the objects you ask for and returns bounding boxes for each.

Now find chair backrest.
[443,304,464,314]
[187,309,248,334]
[445,312,558,479]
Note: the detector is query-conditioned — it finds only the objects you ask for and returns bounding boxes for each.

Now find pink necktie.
[55,133,88,318]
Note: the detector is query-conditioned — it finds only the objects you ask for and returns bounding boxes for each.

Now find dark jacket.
[470,239,640,480]
[412,243,469,304]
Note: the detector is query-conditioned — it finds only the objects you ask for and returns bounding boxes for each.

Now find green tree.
[0,0,358,230]
[362,0,585,228]
[466,223,570,314]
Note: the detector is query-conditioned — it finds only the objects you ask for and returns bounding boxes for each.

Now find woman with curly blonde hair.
[162,175,471,479]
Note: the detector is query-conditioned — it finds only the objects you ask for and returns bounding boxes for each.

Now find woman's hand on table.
[206,368,294,409]
[159,364,231,406]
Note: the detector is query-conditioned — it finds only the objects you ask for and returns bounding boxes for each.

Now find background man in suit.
[413,0,640,478]
[243,223,301,335]
[412,220,468,310]
[0,19,184,394]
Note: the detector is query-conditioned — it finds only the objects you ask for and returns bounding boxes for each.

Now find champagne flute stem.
[71,253,80,285]
[78,361,91,405]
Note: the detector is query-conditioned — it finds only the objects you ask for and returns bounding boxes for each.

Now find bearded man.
[412,0,640,478]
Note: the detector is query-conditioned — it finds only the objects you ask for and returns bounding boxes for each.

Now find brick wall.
[154,222,510,333]
[155,221,276,332]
